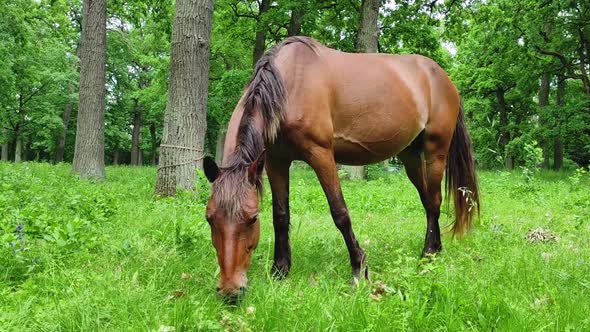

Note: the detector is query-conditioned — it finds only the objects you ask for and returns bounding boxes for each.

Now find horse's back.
[275,41,460,165]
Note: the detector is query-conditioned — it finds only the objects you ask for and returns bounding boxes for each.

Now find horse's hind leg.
[398,136,446,256]
[306,147,366,282]
[266,156,293,278]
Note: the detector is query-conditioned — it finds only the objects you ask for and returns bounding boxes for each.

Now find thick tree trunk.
[496,87,513,170]
[554,75,566,170]
[150,123,157,165]
[344,0,380,180]
[215,128,226,165]
[56,84,74,163]
[130,100,142,166]
[538,72,550,169]
[155,0,214,197]
[287,6,304,37]
[357,0,380,52]
[252,0,271,67]
[72,0,107,179]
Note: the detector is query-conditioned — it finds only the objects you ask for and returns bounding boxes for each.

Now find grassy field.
[1,162,589,331]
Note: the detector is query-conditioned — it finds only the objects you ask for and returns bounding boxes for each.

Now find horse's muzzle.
[217,286,246,305]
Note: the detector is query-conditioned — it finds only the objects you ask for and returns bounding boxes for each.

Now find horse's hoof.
[421,246,442,259]
[350,266,369,287]
[364,264,371,282]
[271,263,290,279]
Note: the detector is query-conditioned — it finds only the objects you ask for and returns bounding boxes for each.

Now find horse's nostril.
[216,287,221,293]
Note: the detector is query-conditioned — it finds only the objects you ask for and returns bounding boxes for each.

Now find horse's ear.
[203,156,219,183]
[248,150,266,184]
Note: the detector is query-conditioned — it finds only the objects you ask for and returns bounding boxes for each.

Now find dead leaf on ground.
[164,289,186,301]
[527,228,559,243]
[369,293,382,302]
[370,280,394,302]
[180,273,192,280]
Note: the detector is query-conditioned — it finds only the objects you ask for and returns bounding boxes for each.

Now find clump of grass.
[1,162,589,331]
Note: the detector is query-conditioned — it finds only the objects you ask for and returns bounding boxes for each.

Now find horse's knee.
[331,207,351,230]
[273,207,290,229]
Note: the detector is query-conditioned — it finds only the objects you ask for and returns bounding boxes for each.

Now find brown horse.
[203,37,480,302]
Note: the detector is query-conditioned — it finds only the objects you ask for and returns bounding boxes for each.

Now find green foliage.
[1,163,590,330]
[0,0,78,160]
[514,140,544,192]
[1,0,589,169]
[0,163,116,285]
[568,166,589,191]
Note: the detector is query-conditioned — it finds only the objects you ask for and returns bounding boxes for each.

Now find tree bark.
[554,74,565,170]
[113,150,119,165]
[155,0,214,197]
[538,72,551,169]
[14,128,22,163]
[252,0,271,67]
[72,0,107,179]
[496,87,513,170]
[1,129,8,161]
[150,123,158,165]
[215,128,226,165]
[287,6,304,37]
[1,144,7,161]
[344,0,380,180]
[130,99,142,166]
[357,0,380,52]
[56,84,75,163]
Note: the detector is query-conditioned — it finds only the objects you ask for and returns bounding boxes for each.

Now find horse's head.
[203,155,264,303]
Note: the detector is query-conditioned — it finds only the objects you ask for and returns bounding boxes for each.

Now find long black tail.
[446,104,480,235]
[243,36,317,142]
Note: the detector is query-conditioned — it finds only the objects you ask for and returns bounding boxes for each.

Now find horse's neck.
[222,107,265,167]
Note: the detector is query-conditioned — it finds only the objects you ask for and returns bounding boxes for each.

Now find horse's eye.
[248,214,259,225]
[205,215,213,224]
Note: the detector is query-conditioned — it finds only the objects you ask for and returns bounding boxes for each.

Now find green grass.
[1,162,589,331]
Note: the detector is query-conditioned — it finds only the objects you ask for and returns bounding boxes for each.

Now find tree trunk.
[496,87,512,170]
[56,84,74,163]
[252,0,271,67]
[150,123,158,165]
[130,99,142,166]
[155,0,214,197]
[1,129,8,161]
[344,0,380,180]
[14,131,22,163]
[575,31,590,96]
[113,150,119,165]
[357,0,380,52]
[287,6,304,37]
[538,72,551,169]
[1,144,7,161]
[72,0,107,179]
[215,128,226,165]
[554,74,565,170]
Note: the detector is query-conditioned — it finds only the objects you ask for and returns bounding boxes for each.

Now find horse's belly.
[332,126,419,165]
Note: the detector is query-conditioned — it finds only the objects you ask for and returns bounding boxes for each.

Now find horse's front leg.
[266,157,292,278]
[307,147,367,283]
